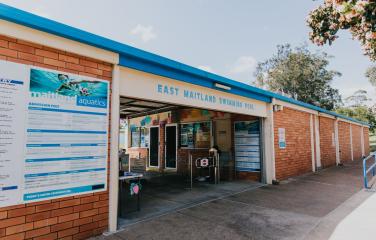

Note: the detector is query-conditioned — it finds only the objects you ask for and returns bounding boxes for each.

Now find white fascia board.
[273,99,318,115]
[0,20,119,64]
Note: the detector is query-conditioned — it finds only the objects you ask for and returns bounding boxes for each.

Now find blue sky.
[2,0,375,105]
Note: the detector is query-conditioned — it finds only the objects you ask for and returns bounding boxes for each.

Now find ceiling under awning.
[119,97,179,119]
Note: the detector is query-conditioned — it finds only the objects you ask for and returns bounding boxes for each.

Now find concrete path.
[328,190,376,240]
[95,160,374,240]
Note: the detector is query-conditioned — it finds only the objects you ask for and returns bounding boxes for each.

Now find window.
[130,127,140,147]
[180,122,211,148]
[130,127,149,148]
[140,127,149,148]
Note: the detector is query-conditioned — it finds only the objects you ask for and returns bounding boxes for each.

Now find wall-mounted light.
[273,104,283,112]
[214,83,231,91]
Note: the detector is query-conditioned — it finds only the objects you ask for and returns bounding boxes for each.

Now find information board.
[234,121,261,172]
[0,61,29,207]
[0,61,109,207]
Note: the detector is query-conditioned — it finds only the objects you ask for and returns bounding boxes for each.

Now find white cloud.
[130,24,157,43]
[197,65,215,73]
[229,56,257,74]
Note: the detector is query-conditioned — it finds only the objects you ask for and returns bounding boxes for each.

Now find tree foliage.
[345,89,372,106]
[307,0,376,61]
[338,90,375,133]
[365,65,376,86]
[254,44,342,110]
[337,106,376,132]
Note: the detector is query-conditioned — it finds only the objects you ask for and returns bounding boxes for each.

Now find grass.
[370,134,376,152]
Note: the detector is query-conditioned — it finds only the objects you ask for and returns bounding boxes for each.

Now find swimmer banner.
[0,60,109,207]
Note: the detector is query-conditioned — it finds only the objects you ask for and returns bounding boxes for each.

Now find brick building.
[0,4,371,240]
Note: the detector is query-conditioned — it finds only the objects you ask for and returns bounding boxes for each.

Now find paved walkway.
[95,160,374,240]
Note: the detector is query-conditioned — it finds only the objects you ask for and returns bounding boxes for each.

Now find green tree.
[345,89,372,107]
[254,44,342,110]
[365,65,376,86]
[337,90,375,133]
[307,0,376,61]
[336,106,376,133]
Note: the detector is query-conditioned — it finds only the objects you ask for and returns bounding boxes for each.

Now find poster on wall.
[140,127,149,148]
[194,122,211,148]
[24,68,109,202]
[131,127,141,147]
[180,124,194,148]
[234,121,261,172]
[0,60,109,207]
[278,128,286,149]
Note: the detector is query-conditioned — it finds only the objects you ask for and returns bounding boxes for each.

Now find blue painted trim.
[0,3,370,126]
[28,107,107,116]
[27,129,107,134]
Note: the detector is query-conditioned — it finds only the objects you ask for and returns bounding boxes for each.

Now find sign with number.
[200,158,209,167]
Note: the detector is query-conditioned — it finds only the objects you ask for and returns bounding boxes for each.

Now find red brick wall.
[127,148,148,172]
[338,121,352,163]
[0,34,112,240]
[352,125,362,160]
[319,117,336,168]
[274,107,312,180]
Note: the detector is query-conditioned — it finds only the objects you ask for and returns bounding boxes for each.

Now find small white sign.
[200,158,209,167]
[278,128,286,149]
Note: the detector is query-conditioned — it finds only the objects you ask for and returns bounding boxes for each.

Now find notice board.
[234,120,261,172]
[0,60,109,207]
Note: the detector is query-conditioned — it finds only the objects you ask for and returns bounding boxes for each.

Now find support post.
[263,102,275,184]
[314,115,321,169]
[350,124,354,161]
[361,126,365,157]
[334,119,340,165]
[310,115,316,172]
[108,65,120,233]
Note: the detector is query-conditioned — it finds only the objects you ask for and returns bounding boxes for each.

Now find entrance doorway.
[149,126,159,167]
[117,96,265,228]
[165,124,177,169]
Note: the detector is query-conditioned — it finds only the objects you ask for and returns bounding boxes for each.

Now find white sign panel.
[0,61,28,207]
[234,121,261,172]
[278,128,286,149]
[0,60,109,207]
[119,67,268,117]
